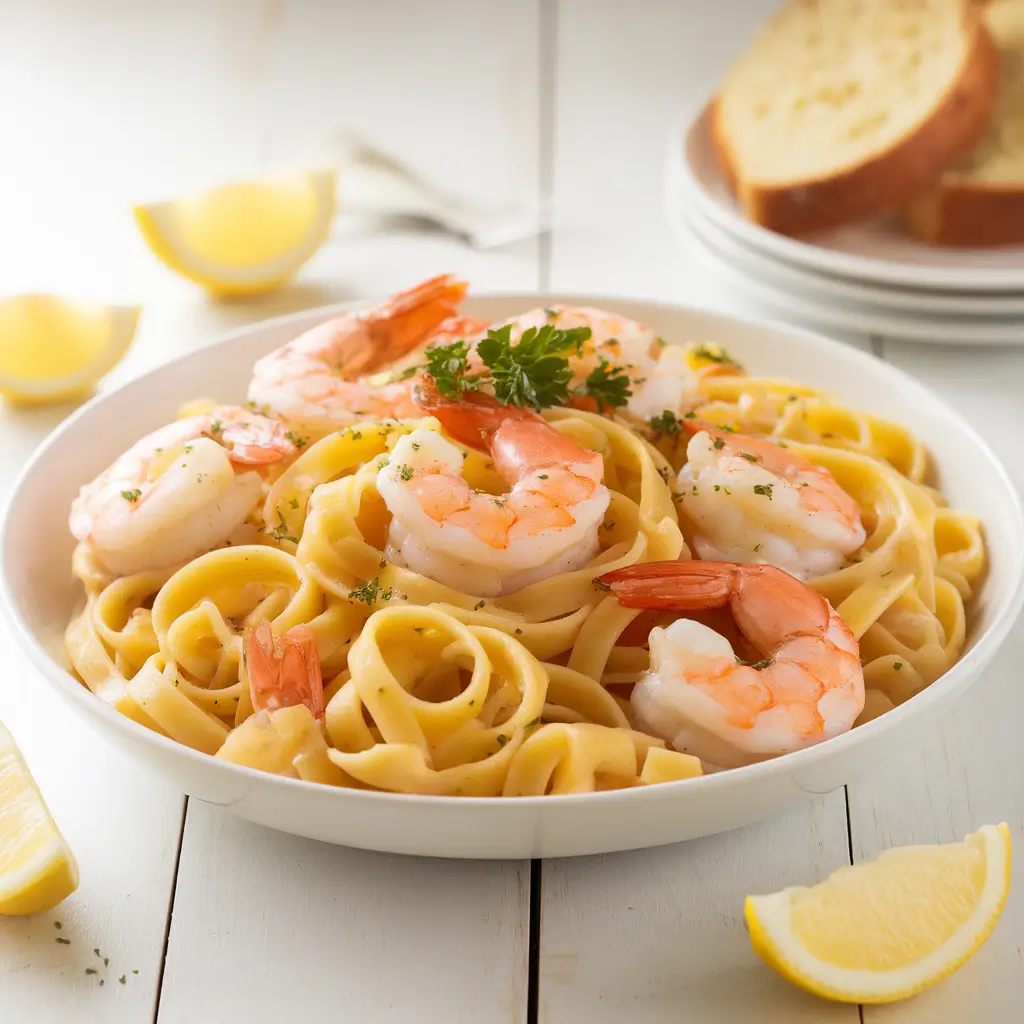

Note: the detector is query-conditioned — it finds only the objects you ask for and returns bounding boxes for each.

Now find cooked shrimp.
[497,306,731,420]
[600,560,864,768]
[245,620,325,719]
[377,388,611,596]
[674,420,865,579]
[247,274,471,439]
[69,406,296,577]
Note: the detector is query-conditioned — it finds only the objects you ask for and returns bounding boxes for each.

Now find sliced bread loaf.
[711,0,1001,237]
[904,0,1024,246]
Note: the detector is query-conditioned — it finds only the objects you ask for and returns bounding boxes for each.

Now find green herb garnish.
[691,343,736,365]
[573,357,631,412]
[473,323,589,410]
[753,483,773,499]
[422,340,479,399]
[270,510,298,544]
[348,577,392,605]
[120,489,141,502]
[649,410,682,436]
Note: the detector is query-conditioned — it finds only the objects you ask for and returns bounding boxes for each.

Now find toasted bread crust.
[710,13,1001,237]
[904,182,1024,245]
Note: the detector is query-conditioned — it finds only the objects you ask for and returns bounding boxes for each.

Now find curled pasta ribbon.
[65,599,165,734]
[126,655,229,755]
[91,566,170,679]
[263,419,419,551]
[325,609,546,795]
[216,705,344,785]
[501,724,702,796]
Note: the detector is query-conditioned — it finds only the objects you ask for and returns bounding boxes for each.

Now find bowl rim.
[3,291,1023,812]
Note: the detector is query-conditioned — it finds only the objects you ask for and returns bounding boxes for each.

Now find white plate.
[2,295,1022,859]
[673,103,1024,293]
[677,209,1024,346]
[687,203,1024,319]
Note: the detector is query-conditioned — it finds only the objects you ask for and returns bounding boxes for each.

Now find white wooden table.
[1,3,1022,1021]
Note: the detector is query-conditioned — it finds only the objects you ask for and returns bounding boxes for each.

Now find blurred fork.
[333,136,549,250]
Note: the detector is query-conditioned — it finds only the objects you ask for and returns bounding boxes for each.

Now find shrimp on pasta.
[247,274,479,439]
[600,560,864,768]
[377,387,610,596]
[69,406,296,577]
[498,306,741,420]
[674,419,865,579]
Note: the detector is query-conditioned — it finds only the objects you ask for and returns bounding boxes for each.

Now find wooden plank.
[158,803,530,1024]
[538,800,857,1023]
[0,403,185,1024]
[539,2,860,1021]
[849,343,1024,1023]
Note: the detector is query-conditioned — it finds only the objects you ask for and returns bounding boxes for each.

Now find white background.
[0,2,1022,1021]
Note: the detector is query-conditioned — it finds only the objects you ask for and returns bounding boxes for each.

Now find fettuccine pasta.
[64,279,985,795]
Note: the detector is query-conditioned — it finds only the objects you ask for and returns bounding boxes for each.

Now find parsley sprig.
[575,357,632,412]
[423,341,478,399]
[420,323,635,414]
[476,323,590,410]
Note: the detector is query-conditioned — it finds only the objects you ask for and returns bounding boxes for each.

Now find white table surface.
[1,2,1022,1021]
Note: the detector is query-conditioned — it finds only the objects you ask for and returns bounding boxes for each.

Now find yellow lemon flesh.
[745,823,1011,1004]
[0,721,79,915]
[0,295,138,405]
[134,169,336,297]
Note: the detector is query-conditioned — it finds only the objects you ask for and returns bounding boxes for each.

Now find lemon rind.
[133,169,336,297]
[746,823,1011,1004]
[0,304,139,401]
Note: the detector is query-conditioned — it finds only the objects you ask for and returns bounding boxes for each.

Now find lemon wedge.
[0,721,79,915]
[0,295,138,405]
[745,823,1012,1004]
[134,169,336,296]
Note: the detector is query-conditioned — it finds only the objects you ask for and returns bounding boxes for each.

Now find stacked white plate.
[665,104,1024,346]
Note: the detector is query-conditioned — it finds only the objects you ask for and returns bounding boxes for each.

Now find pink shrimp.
[244,620,325,720]
[69,406,297,577]
[675,419,866,579]
[599,560,864,768]
[376,387,611,596]
[247,275,480,439]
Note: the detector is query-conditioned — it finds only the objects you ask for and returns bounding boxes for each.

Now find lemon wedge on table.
[0,721,79,915]
[746,823,1011,1004]
[0,295,138,405]
[134,169,337,297]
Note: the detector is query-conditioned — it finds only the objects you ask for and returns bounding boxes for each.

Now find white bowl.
[3,295,1022,859]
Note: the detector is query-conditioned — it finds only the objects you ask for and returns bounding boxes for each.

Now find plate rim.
[3,292,1023,812]
[681,202,1024,318]
[672,101,1024,293]
[674,206,1024,345]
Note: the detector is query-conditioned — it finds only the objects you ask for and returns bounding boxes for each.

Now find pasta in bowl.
[3,281,1021,858]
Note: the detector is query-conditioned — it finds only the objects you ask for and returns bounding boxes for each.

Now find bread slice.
[904,0,1024,246]
[711,0,1001,237]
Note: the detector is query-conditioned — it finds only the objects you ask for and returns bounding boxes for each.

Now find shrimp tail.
[339,274,469,377]
[279,625,325,720]
[412,378,534,450]
[245,621,325,719]
[599,560,739,609]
